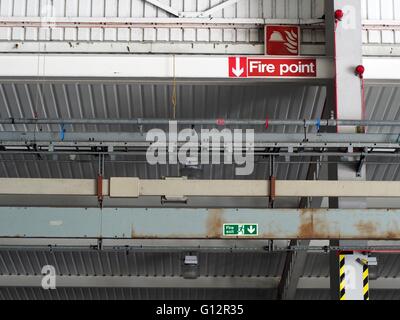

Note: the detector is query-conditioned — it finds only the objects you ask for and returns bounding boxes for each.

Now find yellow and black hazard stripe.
[339,254,346,300]
[363,263,369,300]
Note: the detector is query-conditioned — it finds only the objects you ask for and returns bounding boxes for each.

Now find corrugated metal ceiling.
[0,249,286,277]
[1,287,400,300]
[0,82,325,181]
[366,85,400,181]
[0,287,278,300]
[0,82,325,132]
[1,82,400,182]
[0,247,400,300]
[6,249,400,279]
[296,289,400,301]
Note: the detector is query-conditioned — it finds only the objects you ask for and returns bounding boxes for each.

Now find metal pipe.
[2,118,400,127]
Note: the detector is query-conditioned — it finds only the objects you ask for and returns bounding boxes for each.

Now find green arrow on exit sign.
[223,224,258,236]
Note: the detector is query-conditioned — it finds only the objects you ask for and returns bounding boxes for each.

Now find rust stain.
[206,209,224,238]
[354,221,400,239]
[259,222,278,239]
[385,231,398,239]
[385,220,400,239]
[299,222,314,238]
[298,210,315,239]
[298,210,330,239]
[355,221,378,237]
[131,225,135,239]
[299,208,321,214]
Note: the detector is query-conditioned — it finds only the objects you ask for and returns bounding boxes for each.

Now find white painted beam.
[0,54,333,80]
[364,57,400,81]
[0,54,395,81]
[1,178,400,198]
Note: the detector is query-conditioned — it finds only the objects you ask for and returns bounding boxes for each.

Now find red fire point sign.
[228,57,317,78]
[265,25,300,56]
[228,57,247,78]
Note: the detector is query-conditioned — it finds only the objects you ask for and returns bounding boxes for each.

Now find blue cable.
[316,118,321,132]
[59,124,65,141]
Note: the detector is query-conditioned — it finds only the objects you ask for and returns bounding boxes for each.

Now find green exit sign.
[223,224,258,236]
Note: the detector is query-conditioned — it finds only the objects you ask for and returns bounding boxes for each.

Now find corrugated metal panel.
[0,82,325,181]
[302,253,329,277]
[362,0,400,44]
[297,289,400,300]
[366,86,400,135]
[0,249,286,277]
[370,289,400,300]
[0,287,277,300]
[295,289,330,300]
[366,85,400,181]
[363,0,400,20]
[1,249,399,279]
[3,287,400,300]
[0,82,326,132]
[0,0,325,44]
[303,252,400,279]
[375,253,400,278]
[2,287,400,300]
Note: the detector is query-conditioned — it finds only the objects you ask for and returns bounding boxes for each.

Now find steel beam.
[2,131,400,147]
[1,178,400,198]
[297,277,400,290]
[0,275,279,289]
[2,118,400,127]
[0,16,396,29]
[277,240,310,300]
[0,238,274,251]
[0,54,333,81]
[1,207,400,239]
[0,54,395,81]
[326,0,363,130]
[0,274,398,290]
[326,0,367,300]
[278,159,325,300]
[2,42,400,57]
[0,17,324,27]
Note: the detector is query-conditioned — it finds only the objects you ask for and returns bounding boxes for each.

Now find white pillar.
[325,0,367,300]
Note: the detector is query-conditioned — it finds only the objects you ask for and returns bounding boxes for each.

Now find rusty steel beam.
[0,207,400,240]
